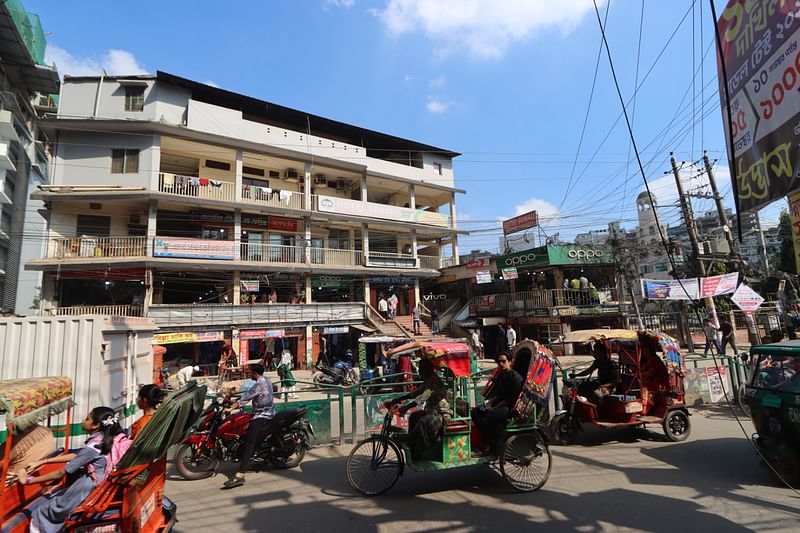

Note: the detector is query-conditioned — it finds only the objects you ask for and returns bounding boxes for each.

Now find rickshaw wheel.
[549,413,579,445]
[736,384,751,417]
[500,432,552,492]
[347,437,404,496]
[662,410,691,442]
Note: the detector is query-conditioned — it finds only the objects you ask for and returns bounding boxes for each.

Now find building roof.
[63,71,460,159]
[0,1,59,94]
[637,190,657,202]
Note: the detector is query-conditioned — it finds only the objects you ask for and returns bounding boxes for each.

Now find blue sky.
[26,0,785,252]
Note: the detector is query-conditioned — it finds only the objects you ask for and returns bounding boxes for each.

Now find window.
[242,166,265,177]
[205,159,231,171]
[76,215,111,237]
[124,86,145,112]
[433,162,442,175]
[328,228,350,250]
[111,149,139,173]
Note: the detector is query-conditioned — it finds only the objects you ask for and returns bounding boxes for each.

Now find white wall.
[49,204,132,239]
[59,79,160,121]
[54,131,158,188]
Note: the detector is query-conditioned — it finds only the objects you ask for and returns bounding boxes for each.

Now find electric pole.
[703,152,739,265]
[671,154,719,328]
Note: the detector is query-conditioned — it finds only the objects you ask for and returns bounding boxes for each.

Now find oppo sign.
[502,253,537,267]
[567,249,604,260]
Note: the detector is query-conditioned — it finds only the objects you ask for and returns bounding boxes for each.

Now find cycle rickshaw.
[346,340,555,494]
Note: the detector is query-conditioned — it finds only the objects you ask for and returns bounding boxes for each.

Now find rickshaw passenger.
[472,353,523,454]
[384,358,449,457]
[131,384,164,440]
[1,424,55,483]
[572,343,620,404]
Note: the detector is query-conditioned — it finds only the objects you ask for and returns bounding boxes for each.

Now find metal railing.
[441,256,459,268]
[472,287,620,313]
[240,243,304,264]
[158,173,235,202]
[365,251,417,268]
[418,255,443,269]
[311,247,363,267]
[146,302,367,328]
[44,305,144,317]
[241,185,304,210]
[49,236,147,259]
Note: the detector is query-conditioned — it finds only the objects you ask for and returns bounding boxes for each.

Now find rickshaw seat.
[444,420,470,434]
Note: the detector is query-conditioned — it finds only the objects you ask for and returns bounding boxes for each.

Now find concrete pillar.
[304,217,312,263]
[148,135,161,191]
[235,149,243,202]
[414,278,420,310]
[143,269,153,314]
[146,200,157,257]
[304,162,312,210]
[305,325,313,368]
[234,209,241,261]
[349,226,357,266]
[361,173,368,203]
[449,196,459,260]
[411,229,418,266]
[364,278,371,305]
[409,184,416,210]
[362,223,370,264]
[233,271,241,305]
[305,272,312,304]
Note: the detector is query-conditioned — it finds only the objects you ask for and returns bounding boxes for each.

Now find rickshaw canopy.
[387,341,472,377]
[0,377,73,434]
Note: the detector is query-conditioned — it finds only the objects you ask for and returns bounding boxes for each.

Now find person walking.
[703,318,721,356]
[495,324,506,357]
[718,319,739,355]
[506,325,517,351]
[471,328,484,358]
[278,350,298,398]
[222,364,275,489]
[430,308,440,334]
[176,364,199,388]
[389,292,399,319]
[412,304,422,335]
[378,295,389,320]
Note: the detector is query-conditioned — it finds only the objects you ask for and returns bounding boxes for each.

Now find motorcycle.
[174,394,313,480]
[313,355,358,386]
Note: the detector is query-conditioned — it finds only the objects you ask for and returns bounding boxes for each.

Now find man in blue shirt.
[223,364,275,488]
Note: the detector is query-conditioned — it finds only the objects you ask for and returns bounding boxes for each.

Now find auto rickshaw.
[346,340,555,494]
[743,341,800,483]
[1,376,74,532]
[550,329,691,444]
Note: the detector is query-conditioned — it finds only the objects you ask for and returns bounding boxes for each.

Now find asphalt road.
[166,405,799,533]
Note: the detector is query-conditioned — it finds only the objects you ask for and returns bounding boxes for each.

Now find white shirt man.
[176,365,199,387]
[506,327,517,350]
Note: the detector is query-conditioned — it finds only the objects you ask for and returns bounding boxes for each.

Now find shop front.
[369,276,417,316]
[239,272,305,304]
[312,275,364,303]
[53,268,147,310]
[152,329,228,375]
[239,327,306,369]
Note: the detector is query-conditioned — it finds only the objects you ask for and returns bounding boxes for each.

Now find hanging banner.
[466,257,490,269]
[641,278,700,300]
[700,273,740,297]
[153,331,224,345]
[475,271,493,284]
[240,280,260,292]
[790,191,800,273]
[715,1,800,212]
[501,267,519,280]
[503,210,538,235]
[731,283,765,313]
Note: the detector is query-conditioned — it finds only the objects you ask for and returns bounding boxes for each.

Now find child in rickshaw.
[471,353,523,455]
[384,358,450,459]
[21,407,125,533]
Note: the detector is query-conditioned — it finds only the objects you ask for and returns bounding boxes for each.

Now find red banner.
[503,210,538,235]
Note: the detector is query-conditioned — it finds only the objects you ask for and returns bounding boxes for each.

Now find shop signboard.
[466,257,490,269]
[700,272,739,297]
[323,326,349,335]
[790,191,800,272]
[551,307,580,317]
[268,216,299,233]
[313,275,348,288]
[240,329,284,339]
[153,237,235,260]
[475,271,493,284]
[501,267,519,280]
[503,210,538,235]
[548,245,614,265]
[370,276,414,286]
[240,280,260,292]
[317,195,415,223]
[496,247,547,270]
[153,331,224,345]
[715,1,800,212]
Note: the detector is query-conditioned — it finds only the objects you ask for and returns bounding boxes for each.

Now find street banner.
[731,283,765,313]
[700,272,740,297]
[475,270,492,284]
[240,280,259,292]
[501,267,518,280]
[466,257,490,269]
[790,191,800,272]
[503,210,538,235]
[641,278,700,300]
[715,1,800,212]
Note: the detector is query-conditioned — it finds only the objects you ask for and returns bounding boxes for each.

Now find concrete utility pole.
[671,154,719,330]
[703,152,739,264]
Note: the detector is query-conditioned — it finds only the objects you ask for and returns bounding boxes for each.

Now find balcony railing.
[43,305,144,317]
[313,194,452,228]
[241,243,363,267]
[419,255,443,270]
[147,302,366,328]
[49,236,147,259]
[158,173,235,202]
[472,288,620,314]
[241,185,304,210]
[365,251,417,269]
[311,247,363,267]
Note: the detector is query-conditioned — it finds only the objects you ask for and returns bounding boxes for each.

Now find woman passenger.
[131,384,164,439]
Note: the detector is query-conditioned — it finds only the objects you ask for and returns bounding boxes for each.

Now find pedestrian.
[278,350,298,398]
[431,308,440,334]
[579,274,589,289]
[471,328,484,358]
[506,325,517,351]
[389,291,399,319]
[495,324,506,356]
[412,304,422,335]
[319,334,330,366]
[222,364,275,489]
[176,364,199,388]
[570,278,581,290]
[718,319,739,355]
[703,318,721,356]
[378,295,389,320]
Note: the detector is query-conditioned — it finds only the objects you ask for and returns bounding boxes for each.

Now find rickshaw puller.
[222,364,275,489]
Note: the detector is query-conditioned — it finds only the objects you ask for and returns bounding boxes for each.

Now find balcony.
[419,255,446,270]
[158,172,235,202]
[472,288,621,315]
[241,243,363,268]
[0,141,15,172]
[147,302,367,328]
[241,184,304,210]
[365,251,417,269]
[48,236,147,259]
[0,110,18,142]
[315,194,452,228]
[43,305,144,317]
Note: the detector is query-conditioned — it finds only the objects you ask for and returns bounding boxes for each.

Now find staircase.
[395,315,433,338]
[365,305,413,339]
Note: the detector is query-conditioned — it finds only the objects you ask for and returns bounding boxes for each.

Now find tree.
[775,209,796,274]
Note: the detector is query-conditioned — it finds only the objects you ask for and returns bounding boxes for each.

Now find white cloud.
[325,0,356,8]
[426,98,451,113]
[429,76,446,88]
[373,0,603,59]
[46,45,147,77]
[404,74,413,81]
[512,197,560,225]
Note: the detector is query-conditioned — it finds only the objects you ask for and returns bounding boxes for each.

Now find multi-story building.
[0,0,59,314]
[29,72,462,367]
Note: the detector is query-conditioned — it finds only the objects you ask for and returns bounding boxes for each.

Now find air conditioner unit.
[314,174,328,186]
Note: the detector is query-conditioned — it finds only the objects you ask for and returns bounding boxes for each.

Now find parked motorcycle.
[313,354,358,386]
[174,394,313,480]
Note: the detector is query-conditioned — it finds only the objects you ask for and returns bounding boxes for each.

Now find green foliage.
[775,209,797,274]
